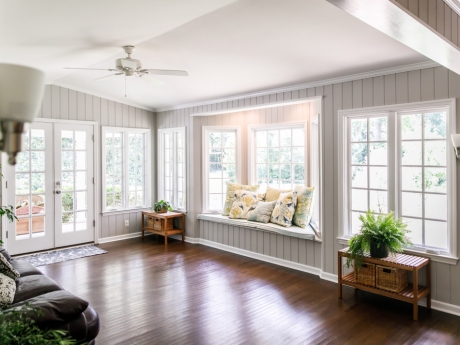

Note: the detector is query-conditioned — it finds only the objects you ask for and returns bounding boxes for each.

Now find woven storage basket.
[376,265,408,293]
[354,262,376,287]
[147,217,173,232]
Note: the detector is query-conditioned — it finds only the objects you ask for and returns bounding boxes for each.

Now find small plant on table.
[152,200,173,213]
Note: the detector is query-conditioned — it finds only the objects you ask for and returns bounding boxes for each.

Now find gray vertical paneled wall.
[394,0,460,48]
[157,65,460,308]
[25,84,155,241]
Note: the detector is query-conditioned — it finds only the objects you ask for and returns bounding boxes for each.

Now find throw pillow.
[293,186,315,228]
[247,201,277,223]
[222,182,259,216]
[229,190,259,219]
[265,186,292,202]
[0,272,16,309]
[0,254,20,281]
[270,191,298,227]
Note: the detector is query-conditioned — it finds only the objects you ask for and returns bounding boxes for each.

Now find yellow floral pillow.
[293,186,315,228]
[222,182,259,216]
[229,190,259,219]
[270,191,298,227]
[265,186,292,202]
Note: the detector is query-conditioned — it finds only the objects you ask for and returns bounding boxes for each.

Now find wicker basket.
[147,216,173,232]
[376,265,408,293]
[354,262,376,287]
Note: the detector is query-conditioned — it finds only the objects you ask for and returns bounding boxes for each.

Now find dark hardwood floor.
[38,236,460,345]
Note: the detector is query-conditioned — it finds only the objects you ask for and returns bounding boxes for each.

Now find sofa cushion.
[8,290,89,325]
[83,306,100,342]
[247,200,277,223]
[0,272,16,309]
[293,186,315,228]
[0,252,20,281]
[222,182,259,216]
[10,260,43,277]
[13,275,62,303]
[0,247,11,262]
[229,190,259,219]
[270,191,298,227]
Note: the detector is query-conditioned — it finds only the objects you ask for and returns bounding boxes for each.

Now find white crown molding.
[444,0,460,17]
[155,61,439,113]
[51,81,156,112]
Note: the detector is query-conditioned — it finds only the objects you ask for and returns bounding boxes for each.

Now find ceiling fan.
[64,45,188,95]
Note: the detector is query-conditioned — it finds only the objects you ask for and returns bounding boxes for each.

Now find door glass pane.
[31,151,45,171]
[16,218,29,238]
[16,174,30,194]
[62,131,73,149]
[31,173,45,193]
[62,172,74,191]
[75,212,86,231]
[75,151,86,170]
[31,129,45,150]
[75,131,86,149]
[32,195,45,214]
[62,151,73,170]
[32,216,45,236]
[62,213,74,233]
[62,192,74,212]
[76,192,87,211]
[15,196,30,216]
[16,152,29,172]
[75,172,87,190]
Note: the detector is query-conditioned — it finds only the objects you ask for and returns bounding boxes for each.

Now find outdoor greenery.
[153,200,173,213]
[0,306,80,345]
[346,210,412,269]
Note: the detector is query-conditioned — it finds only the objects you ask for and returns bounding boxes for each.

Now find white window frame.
[158,127,187,212]
[338,99,457,264]
[202,126,241,213]
[101,126,151,214]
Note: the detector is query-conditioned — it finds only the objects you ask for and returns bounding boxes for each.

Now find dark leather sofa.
[0,247,99,344]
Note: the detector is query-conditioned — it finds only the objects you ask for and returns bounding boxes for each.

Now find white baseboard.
[100,233,460,318]
[97,231,153,244]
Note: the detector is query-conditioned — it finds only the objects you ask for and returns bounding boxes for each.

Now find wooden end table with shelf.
[142,211,185,246]
[338,248,431,320]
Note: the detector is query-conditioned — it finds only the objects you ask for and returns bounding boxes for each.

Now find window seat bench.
[197,214,321,242]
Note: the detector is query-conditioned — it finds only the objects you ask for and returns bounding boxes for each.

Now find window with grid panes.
[254,126,305,193]
[158,128,186,211]
[203,128,238,212]
[341,102,456,257]
[102,127,150,212]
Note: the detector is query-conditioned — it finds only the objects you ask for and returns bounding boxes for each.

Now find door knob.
[56,181,61,195]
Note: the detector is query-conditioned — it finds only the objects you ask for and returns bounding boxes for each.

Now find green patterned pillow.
[222,182,259,216]
[0,272,16,309]
[293,186,315,228]
[265,186,291,202]
[270,191,298,227]
[247,201,277,223]
[229,190,259,219]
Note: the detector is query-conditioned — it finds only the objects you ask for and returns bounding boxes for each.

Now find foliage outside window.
[158,127,186,211]
[102,127,150,212]
[341,103,456,257]
[202,127,239,213]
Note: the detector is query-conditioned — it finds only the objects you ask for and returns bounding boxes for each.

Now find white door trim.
[1,118,100,249]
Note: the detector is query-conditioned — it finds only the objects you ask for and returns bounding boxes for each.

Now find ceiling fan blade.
[93,73,122,81]
[138,74,166,86]
[140,69,188,76]
[65,67,119,71]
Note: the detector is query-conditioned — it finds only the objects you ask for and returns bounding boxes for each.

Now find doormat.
[15,245,108,267]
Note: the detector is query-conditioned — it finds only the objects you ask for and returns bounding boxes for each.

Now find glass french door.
[5,122,94,255]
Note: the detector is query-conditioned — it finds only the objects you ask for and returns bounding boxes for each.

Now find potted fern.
[152,200,173,213]
[346,210,412,269]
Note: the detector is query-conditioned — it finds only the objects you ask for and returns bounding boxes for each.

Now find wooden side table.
[338,248,431,320]
[142,211,185,246]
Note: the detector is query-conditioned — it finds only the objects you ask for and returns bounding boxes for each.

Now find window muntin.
[102,127,150,212]
[202,127,239,213]
[158,128,186,211]
[399,111,448,250]
[348,116,388,234]
[254,126,305,193]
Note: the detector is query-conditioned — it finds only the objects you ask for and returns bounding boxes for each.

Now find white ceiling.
[0,0,428,111]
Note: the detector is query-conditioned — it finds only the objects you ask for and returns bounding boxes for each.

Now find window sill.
[101,207,152,216]
[198,214,321,242]
[337,236,458,265]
